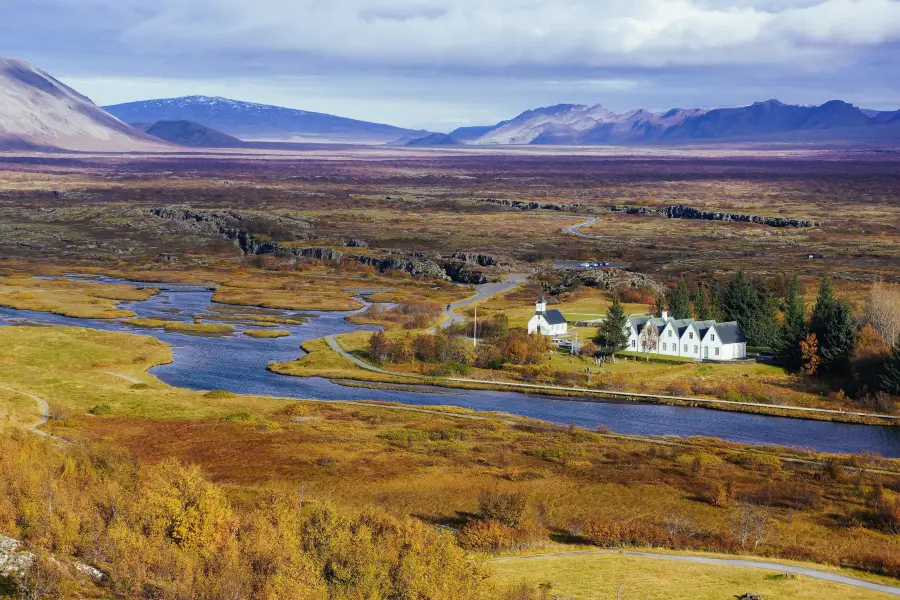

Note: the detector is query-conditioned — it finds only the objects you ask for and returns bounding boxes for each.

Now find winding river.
[2,278,899,457]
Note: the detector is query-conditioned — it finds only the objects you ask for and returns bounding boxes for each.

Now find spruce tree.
[721,271,777,347]
[776,275,807,370]
[653,294,665,318]
[811,277,857,373]
[668,278,692,319]
[694,283,711,321]
[881,344,900,396]
[598,297,629,351]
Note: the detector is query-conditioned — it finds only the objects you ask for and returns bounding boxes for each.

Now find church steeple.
[536,290,547,314]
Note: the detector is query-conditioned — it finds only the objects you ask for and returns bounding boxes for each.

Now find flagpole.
[473,305,477,348]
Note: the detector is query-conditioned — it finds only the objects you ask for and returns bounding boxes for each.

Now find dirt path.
[491,550,900,596]
[103,371,143,384]
[0,384,67,443]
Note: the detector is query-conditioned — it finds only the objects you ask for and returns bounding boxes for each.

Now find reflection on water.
[2,278,899,457]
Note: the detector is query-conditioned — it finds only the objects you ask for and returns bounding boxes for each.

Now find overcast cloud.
[2,0,899,130]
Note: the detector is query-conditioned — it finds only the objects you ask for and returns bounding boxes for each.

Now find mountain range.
[0,57,167,152]
[453,100,900,145]
[103,96,430,144]
[1,55,898,151]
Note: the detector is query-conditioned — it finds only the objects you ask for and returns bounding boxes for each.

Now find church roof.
[543,309,567,325]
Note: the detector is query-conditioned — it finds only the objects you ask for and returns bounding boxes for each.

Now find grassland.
[492,551,896,600]
[3,325,898,584]
[243,329,291,338]
[0,275,156,319]
[121,317,235,335]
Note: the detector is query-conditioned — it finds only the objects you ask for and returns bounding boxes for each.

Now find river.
[2,278,899,457]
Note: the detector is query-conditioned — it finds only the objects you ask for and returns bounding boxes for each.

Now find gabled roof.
[710,321,748,344]
[543,309,567,326]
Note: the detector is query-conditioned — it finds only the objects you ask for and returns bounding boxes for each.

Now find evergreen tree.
[653,294,665,318]
[881,344,900,396]
[694,283,711,321]
[776,275,807,370]
[597,297,629,351]
[722,272,778,347]
[810,278,857,373]
[668,278,692,319]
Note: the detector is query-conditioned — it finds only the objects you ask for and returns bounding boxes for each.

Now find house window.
[631,340,636,348]
[668,330,673,337]
[683,345,687,352]
[662,343,667,351]
[716,348,720,356]
[711,334,716,342]
[694,345,698,353]
[689,332,694,340]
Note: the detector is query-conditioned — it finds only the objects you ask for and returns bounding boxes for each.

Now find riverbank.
[271,334,900,427]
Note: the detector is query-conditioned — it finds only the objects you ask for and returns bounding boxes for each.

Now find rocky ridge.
[613,205,816,228]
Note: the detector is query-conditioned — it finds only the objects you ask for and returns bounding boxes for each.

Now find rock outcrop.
[559,268,666,294]
[450,252,499,267]
[476,198,582,212]
[613,205,815,228]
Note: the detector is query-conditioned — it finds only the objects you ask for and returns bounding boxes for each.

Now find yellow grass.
[243,329,291,338]
[121,318,235,334]
[0,276,156,319]
[1,325,898,583]
[492,552,896,600]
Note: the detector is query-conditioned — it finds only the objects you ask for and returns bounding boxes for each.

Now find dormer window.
[689,332,694,340]
[668,330,673,337]
[711,334,716,342]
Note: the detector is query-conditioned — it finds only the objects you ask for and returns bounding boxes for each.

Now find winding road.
[437,272,528,329]
[491,550,900,596]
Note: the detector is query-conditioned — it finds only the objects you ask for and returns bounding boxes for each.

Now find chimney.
[661,311,668,320]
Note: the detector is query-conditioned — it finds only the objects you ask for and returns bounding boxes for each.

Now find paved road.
[490,550,900,596]
[437,273,528,329]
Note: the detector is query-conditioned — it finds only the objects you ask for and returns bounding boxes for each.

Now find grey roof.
[628,316,746,344]
[543,309,567,326]
[712,321,748,344]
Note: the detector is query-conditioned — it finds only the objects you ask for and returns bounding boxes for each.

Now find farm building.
[625,312,748,361]
[527,291,568,337]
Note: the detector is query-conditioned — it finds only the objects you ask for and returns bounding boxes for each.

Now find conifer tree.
[653,294,665,318]
[694,283,711,321]
[776,275,807,370]
[598,297,629,351]
[811,277,857,373]
[722,272,778,347]
[880,343,900,396]
[668,278,692,319]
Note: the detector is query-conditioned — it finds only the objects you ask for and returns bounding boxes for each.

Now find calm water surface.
[2,278,899,457]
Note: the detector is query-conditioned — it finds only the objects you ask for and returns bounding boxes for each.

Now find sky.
[2,0,899,131]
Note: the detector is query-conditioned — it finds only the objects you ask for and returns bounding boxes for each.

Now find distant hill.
[404,133,461,147]
[0,56,168,152]
[138,120,244,148]
[467,100,900,146]
[104,96,431,144]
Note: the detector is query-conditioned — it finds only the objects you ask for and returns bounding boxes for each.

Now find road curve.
[491,550,900,596]
[0,384,61,441]
[437,273,529,329]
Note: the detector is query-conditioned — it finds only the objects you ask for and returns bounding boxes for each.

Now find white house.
[527,291,568,337]
[625,312,748,361]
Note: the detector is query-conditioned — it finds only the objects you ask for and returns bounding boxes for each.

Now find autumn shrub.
[458,519,515,552]
[526,443,586,465]
[478,490,528,528]
[675,452,723,472]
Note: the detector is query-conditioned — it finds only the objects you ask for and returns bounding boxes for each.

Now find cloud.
[104,0,900,70]
[1,0,899,129]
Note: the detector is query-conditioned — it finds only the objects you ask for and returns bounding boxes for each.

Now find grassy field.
[0,275,157,319]
[243,329,291,338]
[492,551,897,600]
[3,325,898,584]
[121,317,236,335]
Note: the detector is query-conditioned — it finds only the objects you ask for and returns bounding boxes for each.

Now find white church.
[625,312,748,361]
[527,291,568,337]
